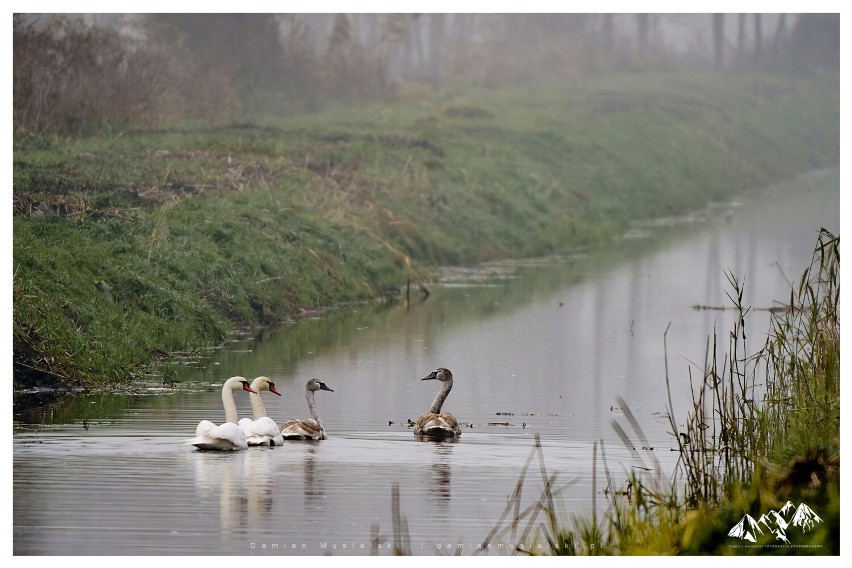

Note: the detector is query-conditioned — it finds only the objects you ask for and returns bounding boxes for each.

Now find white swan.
[239,376,285,446]
[190,376,257,451]
[414,368,462,439]
[280,378,334,440]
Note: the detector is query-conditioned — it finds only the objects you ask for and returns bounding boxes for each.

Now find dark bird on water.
[414,368,462,440]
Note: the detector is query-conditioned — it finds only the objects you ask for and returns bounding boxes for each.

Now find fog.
[13,13,839,133]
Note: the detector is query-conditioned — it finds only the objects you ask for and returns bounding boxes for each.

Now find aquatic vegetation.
[626,229,839,554]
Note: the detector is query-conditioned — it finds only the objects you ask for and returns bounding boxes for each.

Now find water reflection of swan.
[199,452,246,547]
[280,379,334,440]
[190,376,257,451]
[245,449,275,530]
[428,443,454,503]
[240,376,285,446]
[191,448,275,552]
[415,368,462,439]
[302,447,325,509]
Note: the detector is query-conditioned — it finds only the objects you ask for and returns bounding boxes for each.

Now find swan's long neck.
[249,391,268,420]
[222,384,240,424]
[430,379,453,414]
[306,389,323,428]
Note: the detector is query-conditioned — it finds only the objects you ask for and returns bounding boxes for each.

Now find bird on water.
[189,376,257,451]
[414,367,462,440]
[280,378,335,440]
[240,376,285,446]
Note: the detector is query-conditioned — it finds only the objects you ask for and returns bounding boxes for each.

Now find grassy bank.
[12,72,839,390]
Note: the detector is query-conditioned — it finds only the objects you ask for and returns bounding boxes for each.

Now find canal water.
[12,169,838,555]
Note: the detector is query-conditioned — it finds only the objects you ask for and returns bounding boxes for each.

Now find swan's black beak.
[269,383,282,396]
[319,382,334,392]
[242,382,257,394]
[422,371,438,381]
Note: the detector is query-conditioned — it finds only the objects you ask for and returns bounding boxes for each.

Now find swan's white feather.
[190,420,248,451]
[239,416,284,446]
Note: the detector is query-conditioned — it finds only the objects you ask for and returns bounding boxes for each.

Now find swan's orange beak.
[242,383,257,394]
[269,384,282,396]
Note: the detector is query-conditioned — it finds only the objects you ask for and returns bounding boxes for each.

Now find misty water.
[13,169,838,555]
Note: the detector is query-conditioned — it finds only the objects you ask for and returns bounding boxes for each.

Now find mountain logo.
[728,501,823,544]
[790,503,823,532]
[728,514,763,542]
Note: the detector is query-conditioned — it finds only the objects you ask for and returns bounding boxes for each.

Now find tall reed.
[670,228,839,506]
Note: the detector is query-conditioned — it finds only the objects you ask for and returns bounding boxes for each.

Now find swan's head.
[251,376,282,396]
[307,378,334,393]
[422,368,453,382]
[226,376,257,394]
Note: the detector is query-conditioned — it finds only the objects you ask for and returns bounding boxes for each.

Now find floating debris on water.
[692,303,790,313]
[495,411,559,417]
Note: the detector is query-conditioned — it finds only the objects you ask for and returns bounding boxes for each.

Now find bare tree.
[602,13,614,56]
[636,13,649,60]
[773,14,788,60]
[712,14,724,68]
[428,14,446,84]
[753,13,762,60]
[737,14,746,61]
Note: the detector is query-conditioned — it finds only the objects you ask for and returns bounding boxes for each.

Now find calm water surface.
[13,170,838,555]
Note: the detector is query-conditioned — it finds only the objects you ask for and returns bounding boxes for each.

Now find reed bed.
[669,228,839,508]
[594,228,838,554]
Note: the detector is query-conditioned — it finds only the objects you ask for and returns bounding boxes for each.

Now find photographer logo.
[727,501,823,544]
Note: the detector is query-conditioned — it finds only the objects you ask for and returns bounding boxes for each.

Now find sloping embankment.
[12,72,839,390]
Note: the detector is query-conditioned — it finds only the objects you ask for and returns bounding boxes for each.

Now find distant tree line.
[13,13,839,135]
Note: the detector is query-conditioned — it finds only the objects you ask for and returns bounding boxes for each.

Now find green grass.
[12,72,839,389]
[13,199,409,387]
